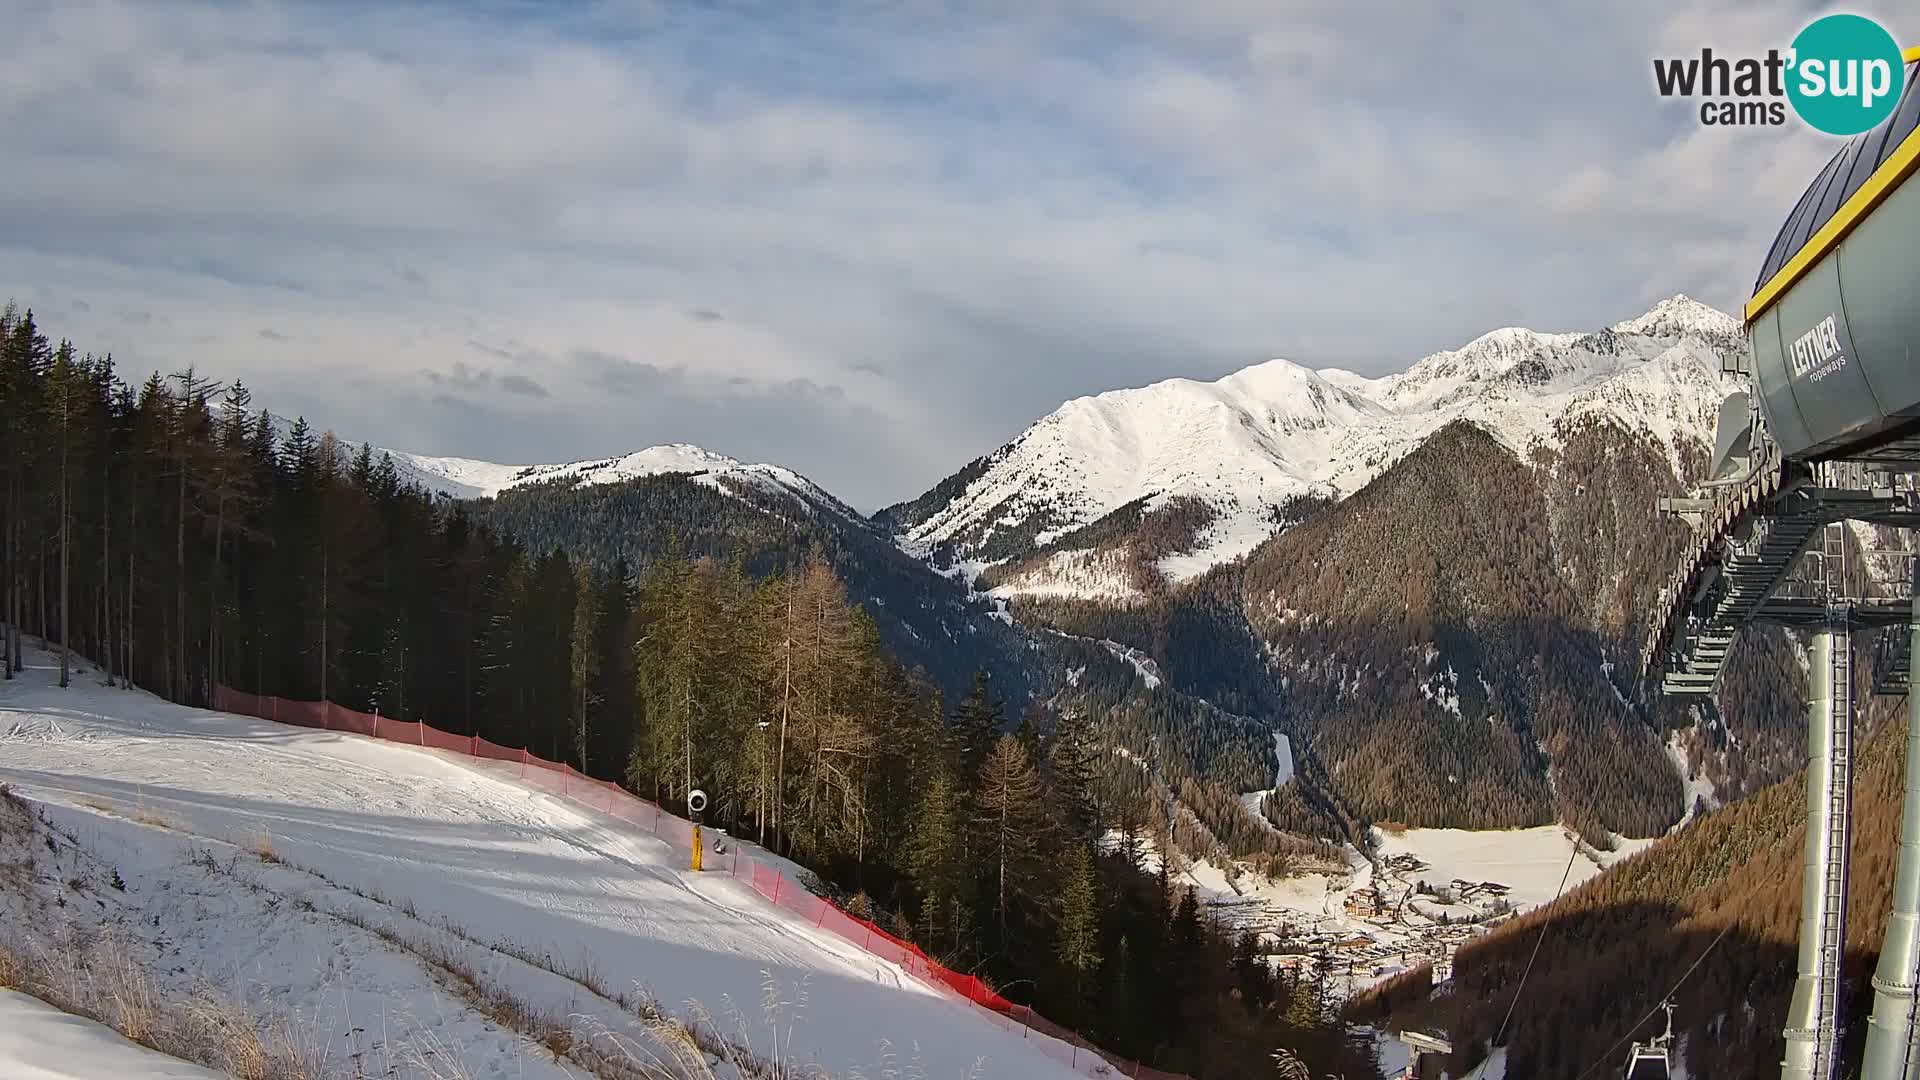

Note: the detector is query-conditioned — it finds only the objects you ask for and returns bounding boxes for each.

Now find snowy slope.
[894,295,1742,599]
[249,405,849,514]
[0,990,223,1080]
[382,442,856,518]
[0,657,1088,1080]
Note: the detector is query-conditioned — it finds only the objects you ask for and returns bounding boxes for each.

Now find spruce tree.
[909,767,964,948]
[1047,708,1102,841]
[951,670,1003,786]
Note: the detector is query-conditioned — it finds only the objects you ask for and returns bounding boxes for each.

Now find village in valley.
[1113,822,1647,1000]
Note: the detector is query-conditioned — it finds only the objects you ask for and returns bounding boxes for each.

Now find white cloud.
[0,0,1901,507]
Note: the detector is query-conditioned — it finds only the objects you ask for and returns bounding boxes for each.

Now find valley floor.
[1118,820,1656,1001]
[0,650,1090,1080]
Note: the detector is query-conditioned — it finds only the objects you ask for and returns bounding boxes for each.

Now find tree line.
[0,305,1383,1079]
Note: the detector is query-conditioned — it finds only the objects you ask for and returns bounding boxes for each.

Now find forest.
[1359,688,1909,1079]
[0,304,1385,1079]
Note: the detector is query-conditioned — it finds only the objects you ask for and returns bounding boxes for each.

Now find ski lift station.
[1645,43,1920,1080]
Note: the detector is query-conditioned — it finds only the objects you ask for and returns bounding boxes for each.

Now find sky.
[0,0,1898,509]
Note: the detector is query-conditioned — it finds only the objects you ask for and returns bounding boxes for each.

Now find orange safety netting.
[208,684,1186,1080]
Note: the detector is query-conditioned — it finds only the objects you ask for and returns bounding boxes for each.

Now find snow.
[1157,506,1283,583]
[372,442,858,522]
[1365,1026,1413,1077]
[1271,733,1295,788]
[1099,639,1163,689]
[1237,734,1294,827]
[0,655,1091,1080]
[0,989,225,1080]
[1369,825,1642,911]
[986,548,1146,604]
[902,296,1740,596]
[1667,730,1720,830]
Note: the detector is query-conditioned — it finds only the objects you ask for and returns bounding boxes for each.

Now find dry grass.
[0,784,31,845]
[0,938,22,989]
[1,789,865,1080]
[0,927,331,1080]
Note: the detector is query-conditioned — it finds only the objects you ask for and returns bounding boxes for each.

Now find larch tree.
[974,733,1044,946]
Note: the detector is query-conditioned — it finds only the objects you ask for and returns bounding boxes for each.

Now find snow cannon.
[688,788,707,872]
[1744,48,1920,465]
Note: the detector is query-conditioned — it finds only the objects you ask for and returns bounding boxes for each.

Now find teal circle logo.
[1787,14,1906,135]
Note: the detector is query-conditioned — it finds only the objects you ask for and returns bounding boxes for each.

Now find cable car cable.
[1570,919,1735,1080]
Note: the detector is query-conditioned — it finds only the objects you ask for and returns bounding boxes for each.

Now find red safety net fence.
[209,685,1189,1080]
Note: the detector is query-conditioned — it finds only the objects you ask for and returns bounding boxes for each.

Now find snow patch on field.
[0,989,224,1080]
[1157,510,1281,583]
[1369,825,1641,910]
[985,548,1145,604]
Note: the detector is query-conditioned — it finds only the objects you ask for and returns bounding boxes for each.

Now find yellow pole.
[691,825,703,872]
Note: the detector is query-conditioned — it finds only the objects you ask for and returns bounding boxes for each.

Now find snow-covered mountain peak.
[1611,293,1744,345]
[892,296,1746,600]
[356,441,861,524]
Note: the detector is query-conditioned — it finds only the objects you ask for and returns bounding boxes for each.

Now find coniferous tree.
[952,670,1003,786]
[909,765,968,956]
[974,733,1044,948]
[570,561,599,769]
[1055,841,1101,1026]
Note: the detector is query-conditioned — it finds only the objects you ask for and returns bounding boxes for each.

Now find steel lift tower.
[1645,47,1920,1080]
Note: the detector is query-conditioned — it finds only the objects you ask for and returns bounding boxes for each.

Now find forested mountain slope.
[469,471,1038,702]
[1369,691,1910,1079]
[1024,413,1812,846]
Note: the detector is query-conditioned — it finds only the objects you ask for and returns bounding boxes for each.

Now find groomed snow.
[0,989,224,1080]
[0,656,1090,1079]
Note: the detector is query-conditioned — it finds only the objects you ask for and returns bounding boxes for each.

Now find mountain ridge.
[883,294,1742,603]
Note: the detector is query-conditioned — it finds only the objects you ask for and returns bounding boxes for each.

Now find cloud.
[0,0,1895,508]
[423,362,492,392]
[497,373,549,398]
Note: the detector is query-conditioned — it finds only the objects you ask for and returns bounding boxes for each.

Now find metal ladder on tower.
[1814,615,1854,1078]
